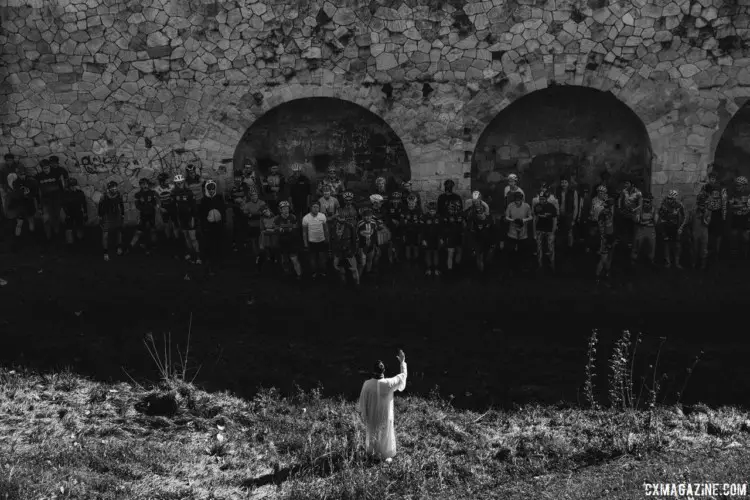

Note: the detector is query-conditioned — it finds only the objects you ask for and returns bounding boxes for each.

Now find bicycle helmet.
[369,194,384,204]
[391,191,402,199]
[667,189,678,199]
[278,200,290,209]
[342,191,354,202]
[736,176,748,186]
[174,174,185,183]
[507,173,518,182]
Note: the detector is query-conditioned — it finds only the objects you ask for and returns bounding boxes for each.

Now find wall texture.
[2,0,750,221]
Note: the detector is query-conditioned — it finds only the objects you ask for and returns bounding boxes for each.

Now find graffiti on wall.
[1,143,226,224]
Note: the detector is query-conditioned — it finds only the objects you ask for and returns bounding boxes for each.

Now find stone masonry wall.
[2,0,750,222]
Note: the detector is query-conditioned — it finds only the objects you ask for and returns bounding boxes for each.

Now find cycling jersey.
[442,212,465,247]
[187,179,203,202]
[98,193,124,222]
[330,221,357,256]
[385,203,403,231]
[63,189,87,219]
[35,171,64,200]
[339,203,359,227]
[134,189,158,215]
[172,187,196,214]
[437,192,462,217]
[421,213,442,247]
[319,196,339,218]
[468,214,495,248]
[273,214,299,249]
[155,184,175,209]
[729,194,750,230]
[618,187,642,218]
[357,219,378,251]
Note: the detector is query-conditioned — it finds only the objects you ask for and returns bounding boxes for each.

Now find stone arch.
[231,84,415,171]
[230,86,414,198]
[711,97,750,185]
[465,81,658,210]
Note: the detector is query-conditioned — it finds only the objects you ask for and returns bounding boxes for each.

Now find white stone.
[678,63,700,78]
[147,31,169,47]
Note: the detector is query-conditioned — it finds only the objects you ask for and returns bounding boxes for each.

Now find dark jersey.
[134,189,158,215]
[534,202,558,232]
[227,183,247,211]
[658,201,685,228]
[468,215,496,247]
[63,189,87,218]
[9,177,37,210]
[35,171,65,199]
[273,214,299,247]
[437,193,462,217]
[729,194,750,229]
[421,214,442,246]
[199,195,226,225]
[98,193,124,220]
[401,207,423,234]
[384,203,403,230]
[330,221,357,255]
[288,175,311,213]
[442,212,466,243]
[339,204,359,227]
[172,187,196,214]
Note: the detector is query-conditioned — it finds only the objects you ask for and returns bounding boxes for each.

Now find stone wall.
[2,0,750,222]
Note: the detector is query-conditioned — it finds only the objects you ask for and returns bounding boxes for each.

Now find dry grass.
[1,364,749,500]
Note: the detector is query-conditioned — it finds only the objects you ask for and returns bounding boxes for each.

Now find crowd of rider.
[2,152,749,282]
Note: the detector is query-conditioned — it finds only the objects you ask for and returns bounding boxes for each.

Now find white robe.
[358,361,407,459]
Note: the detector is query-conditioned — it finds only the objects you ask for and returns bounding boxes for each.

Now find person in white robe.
[358,350,408,462]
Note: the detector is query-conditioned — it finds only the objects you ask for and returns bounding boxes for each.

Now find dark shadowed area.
[233,97,411,196]
[1,234,746,413]
[472,85,654,211]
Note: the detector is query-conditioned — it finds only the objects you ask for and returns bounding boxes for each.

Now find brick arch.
[229,83,417,172]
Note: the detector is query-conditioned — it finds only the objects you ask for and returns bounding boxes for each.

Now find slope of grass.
[1,365,749,500]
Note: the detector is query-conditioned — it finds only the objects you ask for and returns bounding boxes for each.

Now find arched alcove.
[233,98,411,197]
[471,85,653,211]
[713,100,750,184]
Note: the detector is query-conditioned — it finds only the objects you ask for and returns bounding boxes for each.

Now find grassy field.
[1,362,749,500]
[2,237,750,499]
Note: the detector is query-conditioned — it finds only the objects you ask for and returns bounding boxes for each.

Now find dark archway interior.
[713,101,750,184]
[471,85,653,211]
[234,98,410,197]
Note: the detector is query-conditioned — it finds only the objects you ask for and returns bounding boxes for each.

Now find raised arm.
[385,350,408,393]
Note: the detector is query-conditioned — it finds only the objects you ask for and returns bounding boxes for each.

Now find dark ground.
[0,224,748,412]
